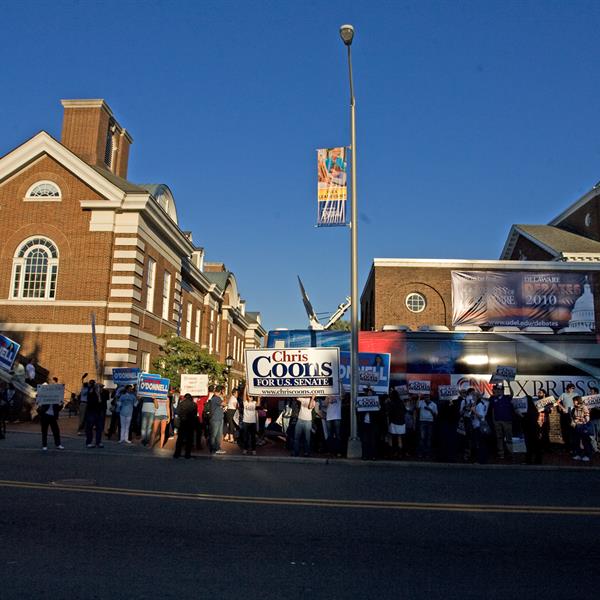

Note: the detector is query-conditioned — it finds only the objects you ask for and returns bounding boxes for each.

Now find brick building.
[0,99,265,396]
[361,183,600,332]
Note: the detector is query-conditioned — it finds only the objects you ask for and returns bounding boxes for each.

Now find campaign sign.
[582,394,600,410]
[137,373,170,400]
[495,366,516,381]
[180,374,209,397]
[245,348,339,397]
[438,385,460,401]
[0,333,20,372]
[112,368,141,387]
[356,395,381,412]
[534,396,556,412]
[395,384,409,398]
[408,380,431,394]
[339,352,391,394]
[36,384,65,405]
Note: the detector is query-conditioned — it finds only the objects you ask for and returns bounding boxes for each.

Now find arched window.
[25,181,62,201]
[11,237,59,299]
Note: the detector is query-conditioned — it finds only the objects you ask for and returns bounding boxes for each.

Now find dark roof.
[515,225,600,254]
[204,271,230,291]
[90,165,147,193]
[245,311,261,324]
[137,184,165,197]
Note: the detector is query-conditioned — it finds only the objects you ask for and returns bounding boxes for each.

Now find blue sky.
[3,1,600,330]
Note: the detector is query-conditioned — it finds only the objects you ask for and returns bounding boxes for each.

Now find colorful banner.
[245,348,340,397]
[339,352,391,394]
[137,373,170,400]
[112,368,141,387]
[451,271,596,329]
[317,147,347,226]
[0,333,20,372]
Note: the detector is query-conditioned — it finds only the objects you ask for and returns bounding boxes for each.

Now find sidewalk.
[2,414,598,470]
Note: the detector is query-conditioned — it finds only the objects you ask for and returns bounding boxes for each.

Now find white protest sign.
[36,384,65,405]
[245,347,340,397]
[582,394,600,410]
[356,395,381,412]
[438,385,459,401]
[534,396,555,412]
[494,366,516,381]
[408,380,431,394]
[511,397,528,413]
[180,374,209,396]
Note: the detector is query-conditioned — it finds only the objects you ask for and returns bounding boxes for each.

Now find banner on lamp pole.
[317,147,347,227]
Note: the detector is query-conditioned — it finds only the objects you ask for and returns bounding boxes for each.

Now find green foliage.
[328,319,352,331]
[152,332,226,389]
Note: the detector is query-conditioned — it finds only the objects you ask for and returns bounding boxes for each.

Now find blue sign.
[0,334,20,372]
[112,368,141,387]
[137,373,170,399]
[340,352,391,394]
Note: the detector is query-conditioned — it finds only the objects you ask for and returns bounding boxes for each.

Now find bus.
[266,329,600,398]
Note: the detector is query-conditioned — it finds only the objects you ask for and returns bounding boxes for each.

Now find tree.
[152,332,225,389]
[328,319,352,331]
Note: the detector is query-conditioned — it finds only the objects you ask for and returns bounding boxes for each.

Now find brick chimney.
[60,99,133,179]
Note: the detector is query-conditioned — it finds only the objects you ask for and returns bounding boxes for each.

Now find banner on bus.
[245,348,340,397]
[36,384,65,405]
[451,271,595,328]
[137,373,170,400]
[317,147,347,227]
[180,374,209,397]
[0,333,20,372]
[339,352,390,394]
[112,368,140,387]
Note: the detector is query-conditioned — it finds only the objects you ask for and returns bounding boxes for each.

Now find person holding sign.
[118,385,137,445]
[491,384,514,460]
[293,396,315,457]
[241,388,258,455]
[417,395,438,459]
[571,396,593,462]
[556,384,577,448]
[36,391,64,451]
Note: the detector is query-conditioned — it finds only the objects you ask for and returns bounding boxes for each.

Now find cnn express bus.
[266,329,600,398]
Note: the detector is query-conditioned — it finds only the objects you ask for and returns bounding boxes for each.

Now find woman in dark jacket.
[387,388,406,459]
[521,394,545,465]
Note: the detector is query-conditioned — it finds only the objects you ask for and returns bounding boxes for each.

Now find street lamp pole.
[340,24,361,458]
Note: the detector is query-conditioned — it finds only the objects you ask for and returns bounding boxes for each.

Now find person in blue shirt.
[118,385,137,445]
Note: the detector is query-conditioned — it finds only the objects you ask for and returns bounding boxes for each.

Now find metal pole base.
[346,437,362,459]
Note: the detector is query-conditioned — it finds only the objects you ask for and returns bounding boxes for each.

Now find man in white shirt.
[557,384,576,447]
[325,395,343,457]
[417,395,438,458]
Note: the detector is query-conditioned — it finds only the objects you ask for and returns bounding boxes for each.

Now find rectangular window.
[195,308,201,343]
[146,258,156,311]
[215,315,220,354]
[208,310,214,354]
[162,271,171,320]
[12,264,21,298]
[186,302,192,339]
[141,351,150,373]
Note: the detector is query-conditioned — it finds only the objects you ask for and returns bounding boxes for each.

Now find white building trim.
[106,339,138,350]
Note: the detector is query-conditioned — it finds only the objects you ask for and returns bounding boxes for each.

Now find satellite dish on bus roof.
[297,275,351,330]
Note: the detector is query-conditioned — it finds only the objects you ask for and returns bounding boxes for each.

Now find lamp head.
[339,24,354,46]
[225,355,234,369]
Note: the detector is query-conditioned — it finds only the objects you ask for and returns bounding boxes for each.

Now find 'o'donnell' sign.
[245,348,340,397]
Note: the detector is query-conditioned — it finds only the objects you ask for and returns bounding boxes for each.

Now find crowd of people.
[1,375,598,465]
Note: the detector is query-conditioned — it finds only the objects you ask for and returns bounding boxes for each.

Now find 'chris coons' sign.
[245,348,340,397]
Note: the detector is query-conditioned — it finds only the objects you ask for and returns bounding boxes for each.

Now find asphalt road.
[0,442,599,600]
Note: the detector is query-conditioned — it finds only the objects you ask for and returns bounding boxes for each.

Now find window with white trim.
[162,271,171,320]
[146,258,156,311]
[11,237,59,299]
[215,314,221,354]
[186,302,192,339]
[405,292,426,313]
[195,308,201,343]
[25,181,61,201]
[208,310,214,353]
